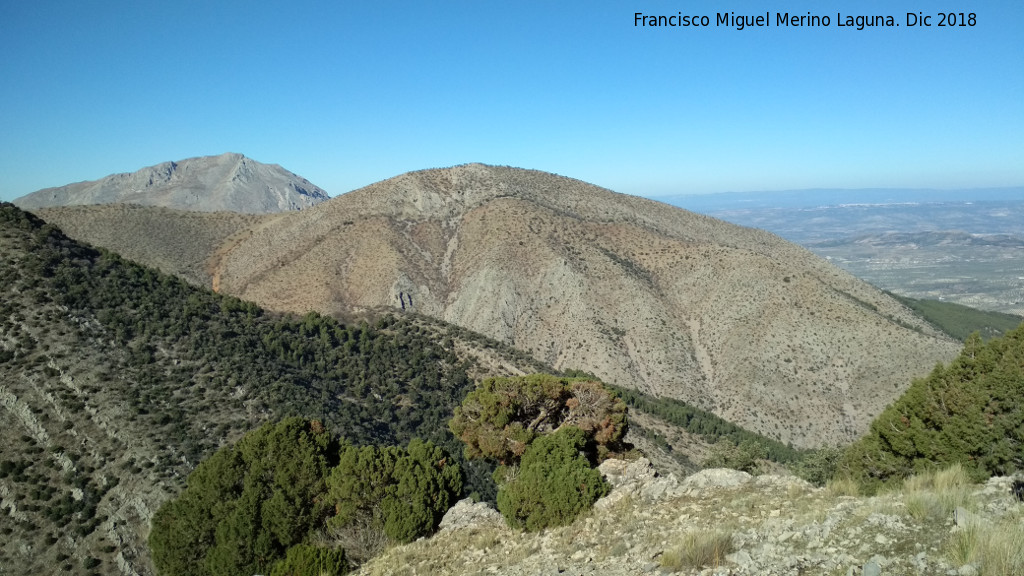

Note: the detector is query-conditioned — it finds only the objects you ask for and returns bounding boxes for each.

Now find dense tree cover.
[607,384,801,463]
[449,374,627,465]
[839,324,1024,493]
[496,427,609,532]
[149,419,460,576]
[886,292,1023,341]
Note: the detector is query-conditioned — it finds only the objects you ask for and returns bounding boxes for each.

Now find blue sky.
[1,1,1021,202]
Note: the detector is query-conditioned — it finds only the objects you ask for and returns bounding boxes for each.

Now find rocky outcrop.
[438,498,505,532]
[358,460,1024,576]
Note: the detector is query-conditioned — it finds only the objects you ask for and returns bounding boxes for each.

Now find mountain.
[13,153,329,214]
[0,203,550,575]
[32,163,962,448]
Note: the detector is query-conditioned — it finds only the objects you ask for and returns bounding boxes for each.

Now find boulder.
[438,498,505,532]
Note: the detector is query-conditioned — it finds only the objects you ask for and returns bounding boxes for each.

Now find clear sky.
[1,1,1021,202]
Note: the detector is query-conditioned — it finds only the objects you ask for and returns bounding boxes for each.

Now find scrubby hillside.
[0,203,547,576]
[31,164,962,448]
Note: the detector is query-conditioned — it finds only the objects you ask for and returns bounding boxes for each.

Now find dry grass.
[945,517,1024,576]
[904,463,972,492]
[902,464,973,522]
[824,476,861,497]
[660,530,735,571]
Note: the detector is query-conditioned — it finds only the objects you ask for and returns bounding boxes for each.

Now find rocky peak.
[13,153,329,214]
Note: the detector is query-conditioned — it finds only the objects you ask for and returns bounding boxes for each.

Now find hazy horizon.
[6,153,1020,208]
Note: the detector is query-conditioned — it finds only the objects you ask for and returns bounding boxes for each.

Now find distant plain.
[667,190,1024,315]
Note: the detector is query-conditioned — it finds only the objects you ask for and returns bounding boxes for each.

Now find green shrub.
[839,325,1024,493]
[149,418,334,576]
[269,543,349,576]
[496,427,609,531]
[449,374,626,465]
[790,447,842,486]
[327,438,462,546]
[701,438,767,474]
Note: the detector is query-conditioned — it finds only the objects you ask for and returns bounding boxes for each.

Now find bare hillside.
[14,152,329,214]
[33,164,962,448]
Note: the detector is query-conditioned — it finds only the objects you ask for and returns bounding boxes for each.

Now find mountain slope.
[13,153,329,214]
[30,164,962,448]
[0,203,548,576]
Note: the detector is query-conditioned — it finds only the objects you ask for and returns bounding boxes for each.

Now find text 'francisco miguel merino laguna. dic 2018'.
[634,12,977,30]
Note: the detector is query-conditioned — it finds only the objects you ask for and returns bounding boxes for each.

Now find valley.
[666,192,1024,316]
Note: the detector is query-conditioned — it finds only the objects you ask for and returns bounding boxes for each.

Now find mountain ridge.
[13,152,329,214]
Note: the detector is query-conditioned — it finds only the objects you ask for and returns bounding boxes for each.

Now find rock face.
[32,163,961,447]
[14,153,329,213]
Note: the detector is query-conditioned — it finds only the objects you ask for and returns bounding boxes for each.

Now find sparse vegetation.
[823,476,861,498]
[944,517,1024,576]
[659,530,735,571]
[902,464,972,522]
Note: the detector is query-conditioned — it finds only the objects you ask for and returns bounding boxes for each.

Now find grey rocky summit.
[13,152,329,214]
